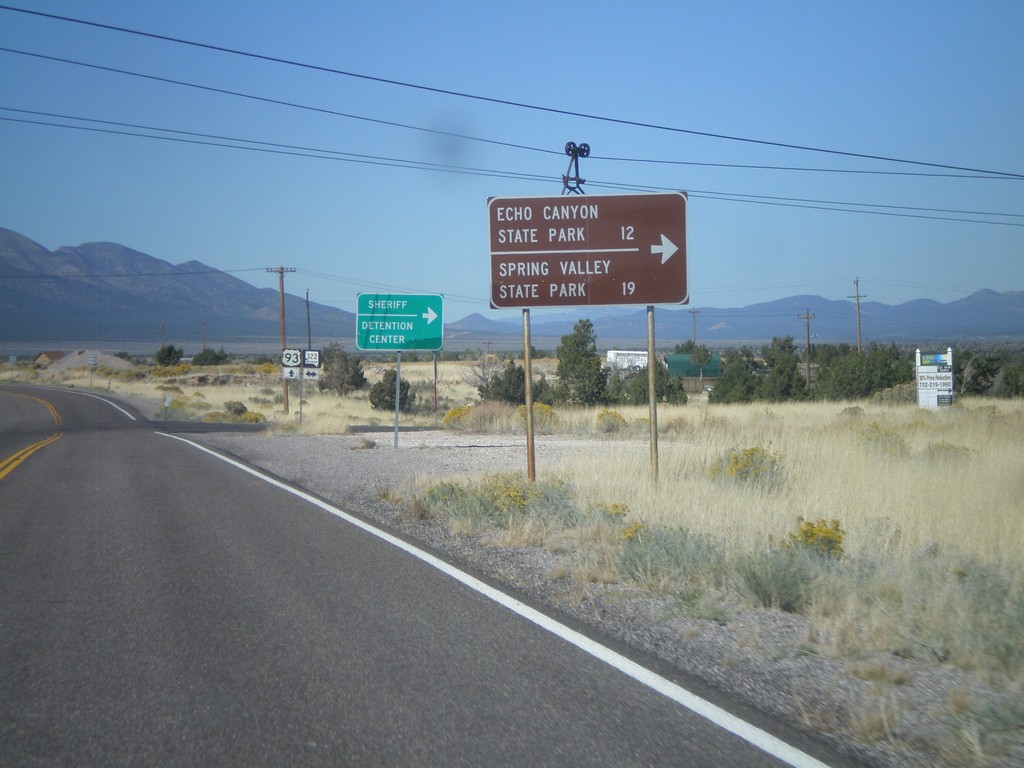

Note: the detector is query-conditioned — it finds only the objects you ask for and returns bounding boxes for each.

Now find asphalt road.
[0,385,854,767]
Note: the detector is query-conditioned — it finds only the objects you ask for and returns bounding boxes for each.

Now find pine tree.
[554,319,607,406]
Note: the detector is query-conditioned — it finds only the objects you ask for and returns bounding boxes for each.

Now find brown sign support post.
[488,192,687,482]
[647,305,658,482]
[522,309,536,481]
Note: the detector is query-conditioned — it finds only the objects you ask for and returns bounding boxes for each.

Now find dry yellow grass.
[11,362,1021,567]
[558,400,1024,565]
[16,358,481,432]
[549,400,1024,687]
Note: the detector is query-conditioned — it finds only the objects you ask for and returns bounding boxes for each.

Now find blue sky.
[1,0,1021,325]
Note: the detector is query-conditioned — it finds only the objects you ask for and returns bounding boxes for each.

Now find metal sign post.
[356,293,445,447]
[394,351,401,448]
[282,348,321,426]
[647,306,658,483]
[522,309,536,481]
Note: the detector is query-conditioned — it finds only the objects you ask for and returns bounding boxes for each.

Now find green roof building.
[665,353,722,378]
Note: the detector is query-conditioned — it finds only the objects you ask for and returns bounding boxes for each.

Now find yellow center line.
[0,432,63,480]
[0,391,65,480]
[0,390,63,426]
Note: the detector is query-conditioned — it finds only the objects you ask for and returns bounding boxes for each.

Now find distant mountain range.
[2,227,1021,349]
[452,289,1024,347]
[0,228,356,344]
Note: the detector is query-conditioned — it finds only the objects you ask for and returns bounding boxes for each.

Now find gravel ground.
[190,427,1020,768]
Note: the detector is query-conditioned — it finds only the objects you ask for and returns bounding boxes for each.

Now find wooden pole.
[267,266,295,413]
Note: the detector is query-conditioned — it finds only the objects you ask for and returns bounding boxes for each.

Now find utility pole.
[159,320,166,347]
[799,308,815,386]
[689,307,700,344]
[201,320,206,351]
[848,277,866,354]
[305,289,312,349]
[267,266,296,413]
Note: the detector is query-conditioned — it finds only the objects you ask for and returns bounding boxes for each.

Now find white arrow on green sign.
[356,293,444,351]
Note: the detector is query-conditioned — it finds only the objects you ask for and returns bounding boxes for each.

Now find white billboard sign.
[915,347,954,409]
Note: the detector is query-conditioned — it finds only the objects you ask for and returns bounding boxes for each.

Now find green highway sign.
[356,293,444,351]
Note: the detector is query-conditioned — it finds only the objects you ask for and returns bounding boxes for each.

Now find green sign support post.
[356,293,444,446]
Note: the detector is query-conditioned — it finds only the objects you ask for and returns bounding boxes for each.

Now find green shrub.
[420,474,578,531]
[617,526,727,593]
[818,554,1024,679]
[595,409,627,433]
[479,473,534,517]
[442,402,517,432]
[369,369,414,411]
[151,363,191,378]
[520,402,559,432]
[522,477,580,526]
[786,517,845,559]
[593,502,629,520]
[859,422,910,457]
[871,381,916,404]
[164,397,190,414]
[192,347,230,366]
[737,547,815,613]
[155,344,184,366]
[201,403,265,424]
[223,400,248,417]
[921,441,972,463]
[442,405,473,428]
[709,446,783,486]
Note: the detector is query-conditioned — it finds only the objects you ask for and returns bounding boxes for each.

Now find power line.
[591,154,1022,181]
[0,107,558,179]
[688,186,1023,223]
[588,182,1024,227]
[4,46,1022,185]
[0,46,562,159]
[297,269,485,306]
[585,177,1023,226]
[0,114,561,185]
[694,189,1023,219]
[686,192,1024,228]
[4,109,1021,228]
[2,4,1022,179]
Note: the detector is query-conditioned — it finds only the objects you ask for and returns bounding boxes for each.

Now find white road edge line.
[70,391,137,420]
[32,386,138,420]
[158,431,833,768]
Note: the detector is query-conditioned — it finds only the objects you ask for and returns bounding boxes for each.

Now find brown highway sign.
[489,192,687,308]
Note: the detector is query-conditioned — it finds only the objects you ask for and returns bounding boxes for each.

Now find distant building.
[32,350,66,367]
[665,353,722,379]
[605,350,648,370]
